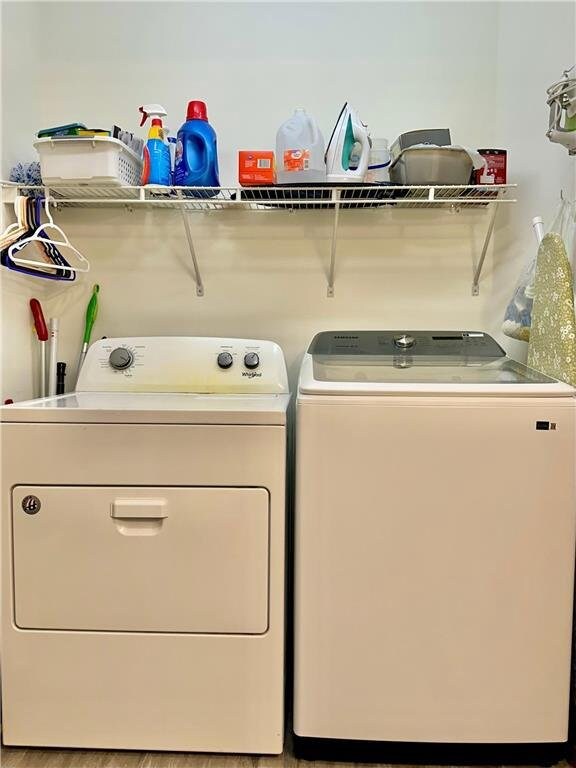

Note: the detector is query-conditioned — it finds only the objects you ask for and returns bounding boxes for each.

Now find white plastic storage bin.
[34,137,143,186]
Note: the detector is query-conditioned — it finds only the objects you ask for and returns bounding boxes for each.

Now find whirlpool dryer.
[294,331,576,763]
[1,337,289,754]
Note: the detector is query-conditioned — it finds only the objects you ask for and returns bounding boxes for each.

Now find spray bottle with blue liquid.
[139,104,172,186]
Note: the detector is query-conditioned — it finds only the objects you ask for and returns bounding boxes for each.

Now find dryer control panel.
[77,337,289,394]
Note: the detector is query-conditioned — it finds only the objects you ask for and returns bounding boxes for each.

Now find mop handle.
[48,318,59,397]
[30,298,48,398]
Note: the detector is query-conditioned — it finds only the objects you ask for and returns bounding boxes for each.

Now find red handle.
[30,298,48,341]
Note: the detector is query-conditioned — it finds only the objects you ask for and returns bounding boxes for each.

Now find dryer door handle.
[111,499,168,519]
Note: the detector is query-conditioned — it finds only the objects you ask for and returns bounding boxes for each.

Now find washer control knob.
[244,352,260,370]
[109,347,134,370]
[394,334,415,350]
[217,352,234,369]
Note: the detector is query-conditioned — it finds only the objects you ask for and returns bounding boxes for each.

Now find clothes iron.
[547,66,576,154]
[325,103,371,183]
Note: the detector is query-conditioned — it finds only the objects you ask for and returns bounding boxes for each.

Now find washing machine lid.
[299,331,575,396]
[0,392,291,425]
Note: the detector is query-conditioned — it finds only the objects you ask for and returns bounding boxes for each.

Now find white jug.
[276,108,326,184]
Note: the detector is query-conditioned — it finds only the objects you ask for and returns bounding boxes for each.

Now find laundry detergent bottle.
[276,108,326,184]
[174,100,220,193]
[139,104,171,187]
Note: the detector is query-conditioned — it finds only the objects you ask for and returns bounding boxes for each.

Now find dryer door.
[12,486,269,634]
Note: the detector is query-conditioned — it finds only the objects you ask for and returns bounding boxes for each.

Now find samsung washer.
[294,330,576,762]
[1,336,289,754]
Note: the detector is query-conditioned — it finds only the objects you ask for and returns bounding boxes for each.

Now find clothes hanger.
[22,197,60,275]
[0,196,28,249]
[1,196,76,281]
[9,196,90,274]
[29,196,74,277]
[8,196,88,274]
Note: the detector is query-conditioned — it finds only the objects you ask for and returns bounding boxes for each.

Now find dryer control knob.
[394,334,415,349]
[217,352,234,369]
[109,347,134,370]
[244,352,260,369]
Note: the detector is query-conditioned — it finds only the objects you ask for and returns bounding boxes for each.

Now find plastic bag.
[502,250,537,342]
[503,198,576,342]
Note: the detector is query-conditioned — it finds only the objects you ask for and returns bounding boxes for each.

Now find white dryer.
[294,330,576,762]
[1,336,289,754]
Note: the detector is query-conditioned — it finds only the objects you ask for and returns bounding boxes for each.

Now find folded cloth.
[527,232,576,386]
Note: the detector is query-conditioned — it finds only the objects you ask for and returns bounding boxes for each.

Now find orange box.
[238,151,276,186]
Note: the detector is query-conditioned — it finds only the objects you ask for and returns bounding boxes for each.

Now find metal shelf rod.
[0,182,518,211]
[472,201,500,296]
[177,191,204,297]
[327,191,341,298]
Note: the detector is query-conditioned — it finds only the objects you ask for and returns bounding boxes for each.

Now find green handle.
[83,284,99,345]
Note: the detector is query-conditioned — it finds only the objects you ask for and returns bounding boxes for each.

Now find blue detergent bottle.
[174,100,220,194]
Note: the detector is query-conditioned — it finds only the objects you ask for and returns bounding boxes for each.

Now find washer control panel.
[217,352,234,370]
[393,334,415,350]
[309,331,506,359]
[77,337,288,394]
[109,347,135,371]
[244,352,260,370]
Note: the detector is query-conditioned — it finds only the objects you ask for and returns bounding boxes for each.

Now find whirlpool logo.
[242,371,262,378]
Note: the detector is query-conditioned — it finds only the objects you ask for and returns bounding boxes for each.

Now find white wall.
[493,0,576,361]
[1,1,44,401]
[1,1,574,397]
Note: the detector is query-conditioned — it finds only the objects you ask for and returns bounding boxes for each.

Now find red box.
[475,149,507,184]
[238,151,276,186]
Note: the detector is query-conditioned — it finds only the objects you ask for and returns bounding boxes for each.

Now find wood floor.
[0,745,568,768]
[0,745,368,768]
[0,746,293,768]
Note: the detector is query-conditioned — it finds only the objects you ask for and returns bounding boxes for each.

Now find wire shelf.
[1,182,516,210]
[0,181,516,298]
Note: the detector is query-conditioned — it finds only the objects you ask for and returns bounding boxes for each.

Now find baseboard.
[293,733,567,765]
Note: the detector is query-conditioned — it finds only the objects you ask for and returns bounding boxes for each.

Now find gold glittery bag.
[527,232,576,386]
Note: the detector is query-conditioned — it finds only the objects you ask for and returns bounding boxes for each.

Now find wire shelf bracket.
[327,190,341,297]
[471,201,500,296]
[176,191,204,296]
